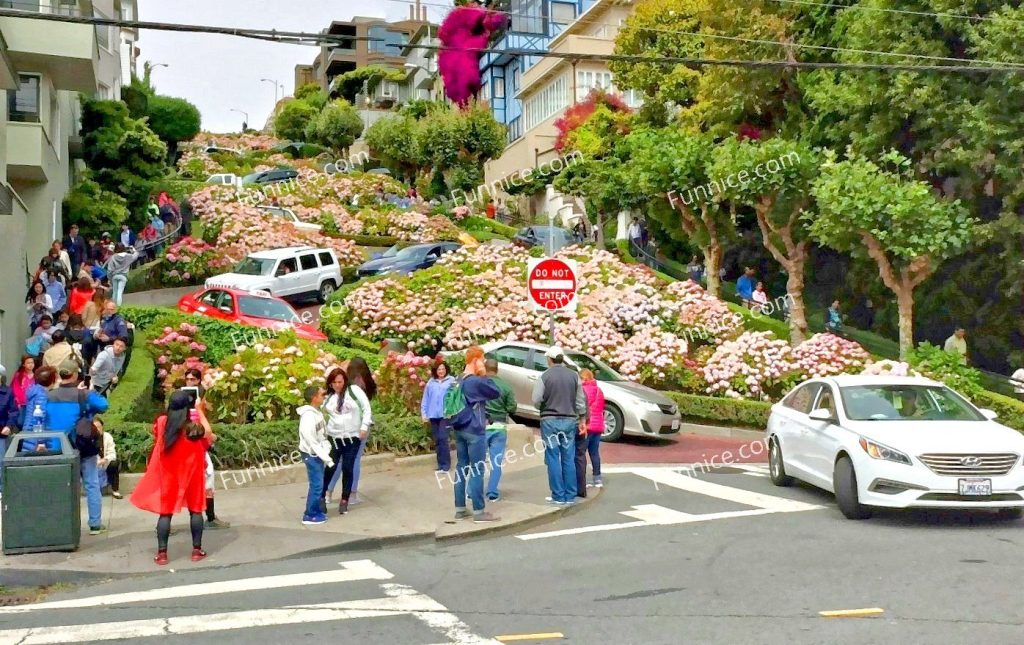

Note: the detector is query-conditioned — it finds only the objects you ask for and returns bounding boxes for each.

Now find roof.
[197,286,279,299]
[247,246,321,259]
[825,374,943,388]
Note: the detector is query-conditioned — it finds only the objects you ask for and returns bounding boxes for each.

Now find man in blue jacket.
[46,360,109,534]
[0,364,21,495]
[449,346,501,524]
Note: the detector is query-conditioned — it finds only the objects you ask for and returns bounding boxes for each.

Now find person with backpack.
[45,360,109,534]
[531,346,588,505]
[483,358,517,502]
[445,346,501,523]
[322,367,372,515]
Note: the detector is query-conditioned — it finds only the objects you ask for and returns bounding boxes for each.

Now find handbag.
[74,390,100,453]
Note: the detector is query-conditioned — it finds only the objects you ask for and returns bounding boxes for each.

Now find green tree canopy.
[146,95,202,147]
[274,100,320,142]
[62,176,131,237]
[295,83,329,111]
[304,99,363,153]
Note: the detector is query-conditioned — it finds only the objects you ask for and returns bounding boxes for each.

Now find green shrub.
[367,412,433,456]
[333,233,402,247]
[909,342,983,397]
[162,179,207,203]
[104,338,156,424]
[125,258,165,293]
[461,216,516,238]
[121,305,254,364]
[665,392,771,429]
[971,390,1024,434]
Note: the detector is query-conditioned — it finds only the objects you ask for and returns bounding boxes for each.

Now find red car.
[177,287,327,342]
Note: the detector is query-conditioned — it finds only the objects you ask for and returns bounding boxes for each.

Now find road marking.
[384,583,501,644]
[622,467,822,512]
[517,506,776,540]
[819,608,885,618]
[0,559,393,614]
[495,633,565,642]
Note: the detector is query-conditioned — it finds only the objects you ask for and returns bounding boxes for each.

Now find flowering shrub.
[375,351,436,414]
[665,280,743,346]
[703,331,801,400]
[791,333,871,378]
[176,149,220,179]
[555,315,625,363]
[148,323,208,392]
[861,360,921,377]
[201,333,341,424]
[161,236,234,285]
[613,327,697,390]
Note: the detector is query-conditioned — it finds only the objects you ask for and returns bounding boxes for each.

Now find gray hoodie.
[104,249,140,277]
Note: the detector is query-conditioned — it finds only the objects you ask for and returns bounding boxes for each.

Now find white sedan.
[766,374,1024,520]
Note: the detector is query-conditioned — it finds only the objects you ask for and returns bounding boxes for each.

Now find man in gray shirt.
[90,337,127,394]
[531,346,588,505]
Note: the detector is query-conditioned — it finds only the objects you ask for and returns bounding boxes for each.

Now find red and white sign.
[528,258,578,312]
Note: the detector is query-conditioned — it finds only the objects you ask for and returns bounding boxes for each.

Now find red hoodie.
[582,379,605,434]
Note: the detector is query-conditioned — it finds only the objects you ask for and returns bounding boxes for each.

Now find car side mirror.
[808,408,835,423]
[979,408,999,421]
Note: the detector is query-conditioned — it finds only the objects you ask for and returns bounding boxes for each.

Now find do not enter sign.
[528,258,578,311]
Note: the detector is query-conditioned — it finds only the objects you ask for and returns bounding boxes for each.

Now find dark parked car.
[512,225,575,253]
[357,242,461,278]
[242,167,299,186]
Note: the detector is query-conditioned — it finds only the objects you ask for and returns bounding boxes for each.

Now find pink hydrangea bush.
[665,280,743,346]
[703,331,801,400]
[444,301,550,350]
[162,236,233,285]
[860,360,920,377]
[555,315,625,363]
[375,351,436,414]
[613,327,698,390]
[791,333,871,377]
[148,323,208,392]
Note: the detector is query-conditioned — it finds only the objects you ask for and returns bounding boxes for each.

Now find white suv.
[206,246,343,303]
[257,205,322,233]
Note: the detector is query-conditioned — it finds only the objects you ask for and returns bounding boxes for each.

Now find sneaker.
[594,480,604,489]
[349,493,361,506]
[486,493,500,502]
[111,491,123,499]
[204,518,230,530]
[191,548,207,562]
[454,508,471,520]
[472,512,500,523]
[302,514,327,525]
[89,525,107,535]
[586,482,594,489]
[338,499,349,515]
[154,550,168,566]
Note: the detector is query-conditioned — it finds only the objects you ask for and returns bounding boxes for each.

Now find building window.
[512,64,521,92]
[577,70,614,100]
[480,81,490,103]
[98,83,111,100]
[368,26,406,54]
[551,2,576,25]
[493,79,505,99]
[511,0,544,34]
[524,72,569,131]
[8,74,41,123]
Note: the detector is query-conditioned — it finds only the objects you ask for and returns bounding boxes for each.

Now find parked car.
[356,242,461,278]
[478,341,681,441]
[178,287,326,342]
[256,205,321,233]
[204,146,242,156]
[206,173,242,189]
[766,374,1024,520]
[206,246,342,303]
[241,167,299,186]
[512,226,575,253]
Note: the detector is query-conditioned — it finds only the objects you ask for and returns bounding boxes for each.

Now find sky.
[137,0,452,133]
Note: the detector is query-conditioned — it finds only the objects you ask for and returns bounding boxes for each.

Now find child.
[96,417,122,499]
[298,386,333,525]
[580,369,605,489]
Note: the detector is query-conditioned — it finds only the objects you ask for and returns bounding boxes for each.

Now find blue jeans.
[302,453,325,518]
[540,417,577,503]
[453,430,486,513]
[587,433,602,478]
[430,418,451,471]
[80,455,102,529]
[0,436,6,492]
[111,274,128,305]
[485,428,507,498]
[352,438,365,493]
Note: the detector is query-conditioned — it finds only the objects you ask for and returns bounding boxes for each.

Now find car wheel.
[997,508,1023,521]
[768,437,794,487]
[601,404,625,442]
[318,280,336,304]
[833,455,872,520]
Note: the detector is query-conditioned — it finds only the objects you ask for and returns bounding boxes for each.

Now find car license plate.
[958,478,992,496]
[672,419,680,430]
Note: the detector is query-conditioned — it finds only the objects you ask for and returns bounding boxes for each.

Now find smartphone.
[180,386,200,406]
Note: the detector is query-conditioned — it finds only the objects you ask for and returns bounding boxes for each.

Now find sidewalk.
[123,286,196,307]
[0,426,599,583]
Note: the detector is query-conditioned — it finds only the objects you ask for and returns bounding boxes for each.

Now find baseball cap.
[58,360,79,379]
[101,231,111,238]
[0,364,6,379]
[545,346,565,360]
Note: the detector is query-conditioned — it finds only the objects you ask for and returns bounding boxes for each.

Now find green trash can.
[1,431,81,554]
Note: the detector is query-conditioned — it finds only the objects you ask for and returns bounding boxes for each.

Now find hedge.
[125,258,165,294]
[972,390,1024,434]
[462,216,517,238]
[334,233,402,247]
[666,391,771,430]
[104,335,155,425]
[163,179,208,203]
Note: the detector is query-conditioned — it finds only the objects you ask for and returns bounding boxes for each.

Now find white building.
[0,0,137,369]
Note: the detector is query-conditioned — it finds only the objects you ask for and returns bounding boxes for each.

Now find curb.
[679,423,765,441]
[436,487,602,544]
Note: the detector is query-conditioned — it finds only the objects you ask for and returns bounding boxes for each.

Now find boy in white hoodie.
[298,386,333,525]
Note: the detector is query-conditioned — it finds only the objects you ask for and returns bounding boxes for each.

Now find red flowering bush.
[375,351,435,414]
[554,89,631,152]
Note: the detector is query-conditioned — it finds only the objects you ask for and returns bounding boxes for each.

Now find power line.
[763,0,1024,27]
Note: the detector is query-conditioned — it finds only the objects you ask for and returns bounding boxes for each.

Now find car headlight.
[635,398,662,413]
[858,437,912,465]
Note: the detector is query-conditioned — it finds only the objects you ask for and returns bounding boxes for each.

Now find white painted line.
[0,559,394,614]
[384,583,503,645]
[626,468,823,512]
[530,280,574,290]
[517,507,776,540]
[516,520,648,541]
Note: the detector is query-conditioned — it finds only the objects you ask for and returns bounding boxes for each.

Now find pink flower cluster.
[791,333,871,377]
[613,327,691,384]
[375,351,437,414]
[162,236,233,285]
[444,301,550,350]
[555,314,625,362]
[860,360,920,377]
[703,331,799,400]
[665,280,743,344]
[149,324,208,387]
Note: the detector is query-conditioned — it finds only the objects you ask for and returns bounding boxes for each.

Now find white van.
[206,246,343,303]
[256,205,322,233]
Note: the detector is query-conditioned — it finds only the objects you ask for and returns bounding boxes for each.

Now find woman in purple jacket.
[421,361,455,472]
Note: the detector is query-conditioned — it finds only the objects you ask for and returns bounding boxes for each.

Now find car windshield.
[237,296,299,323]
[241,172,261,183]
[840,384,985,422]
[394,246,429,261]
[380,245,400,258]
[258,207,290,220]
[233,257,275,276]
[565,352,624,382]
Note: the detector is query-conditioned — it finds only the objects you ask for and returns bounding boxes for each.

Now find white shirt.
[628,223,642,239]
[1012,368,1024,395]
[323,385,372,440]
[752,290,769,306]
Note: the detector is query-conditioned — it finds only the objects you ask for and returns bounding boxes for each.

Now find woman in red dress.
[130,390,216,565]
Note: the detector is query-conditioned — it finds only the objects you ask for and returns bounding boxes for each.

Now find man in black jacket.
[63,224,89,277]
[531,346,588,505]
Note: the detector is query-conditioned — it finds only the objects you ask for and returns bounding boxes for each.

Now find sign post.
[527,257,578,343]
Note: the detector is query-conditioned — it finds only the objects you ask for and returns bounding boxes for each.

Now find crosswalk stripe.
[385,585,501,645]
[0,559,393,614]
[622,468,822,512]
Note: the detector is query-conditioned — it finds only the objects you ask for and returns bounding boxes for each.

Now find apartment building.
[0,0,134,368]
[481,0,638,226]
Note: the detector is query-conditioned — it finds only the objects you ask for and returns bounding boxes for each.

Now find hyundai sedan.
[766,374,1024,519]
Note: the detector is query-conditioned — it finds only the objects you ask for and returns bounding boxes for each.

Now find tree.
[63,176,130,236]
[295,83,329,111]
[365,114,421,182]
[808,151,978,359]
[304,99,363,153]
[415,102,505,190]
[80,98,168,225]
[274,100,319,142]
[146,95,201,157]
[331,66,405,104]
[711,138,818,342]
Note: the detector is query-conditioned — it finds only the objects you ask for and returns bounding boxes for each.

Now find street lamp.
[229,108,249,132]
[261,78,281,104]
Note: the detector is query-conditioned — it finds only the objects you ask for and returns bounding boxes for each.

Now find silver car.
[480,341,682,441]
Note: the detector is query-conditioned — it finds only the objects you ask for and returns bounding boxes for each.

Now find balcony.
[0,6,99,92]
[6,121,57,183]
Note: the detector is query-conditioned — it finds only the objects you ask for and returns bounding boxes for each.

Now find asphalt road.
[3,465,1021,645]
